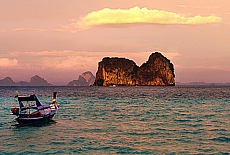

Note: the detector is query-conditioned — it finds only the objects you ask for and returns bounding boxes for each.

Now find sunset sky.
[0,0,230,84]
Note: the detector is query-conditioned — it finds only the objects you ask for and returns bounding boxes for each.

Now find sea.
[0,86,229,155]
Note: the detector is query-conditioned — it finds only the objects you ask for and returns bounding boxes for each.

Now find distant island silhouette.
[0,75,52,86]
[0,74,229,86]
[176,82,230,86]
[0,71,96,86]
[67,71,95,86]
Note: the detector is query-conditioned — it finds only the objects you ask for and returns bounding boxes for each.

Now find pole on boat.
[15,90,18,97]
[52,92,57,102]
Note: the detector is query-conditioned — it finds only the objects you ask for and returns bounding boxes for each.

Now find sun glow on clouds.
[1,50,180,71]
[0,58,18,67]
[63,6,222,32]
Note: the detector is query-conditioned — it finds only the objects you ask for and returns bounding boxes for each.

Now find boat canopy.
[17,94,43,108]
[18,95,36,102]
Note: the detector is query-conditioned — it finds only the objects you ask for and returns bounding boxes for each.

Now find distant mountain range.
[0,71,96,86]
[0,73,229,86]
[0,75,52,86]
[67,71,96,86]
[176,82,230,86]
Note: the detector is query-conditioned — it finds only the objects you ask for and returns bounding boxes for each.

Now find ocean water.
[0,86,229,155]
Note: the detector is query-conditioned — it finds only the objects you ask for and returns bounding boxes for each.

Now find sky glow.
[0,1,229,84]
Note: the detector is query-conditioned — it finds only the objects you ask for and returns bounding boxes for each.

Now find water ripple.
[0,86,230,154]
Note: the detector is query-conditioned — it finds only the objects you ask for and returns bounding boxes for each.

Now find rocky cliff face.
[94,52,175,86]
[81,71,96,86]
[94,57,138,86]
[136,52,175,86]
[67,71,96,86]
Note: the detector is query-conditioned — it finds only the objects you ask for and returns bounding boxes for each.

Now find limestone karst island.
[94,52,175,86]
[0,52,175,86]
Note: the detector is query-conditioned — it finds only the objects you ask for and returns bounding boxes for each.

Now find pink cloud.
[1,50,180,72]
[12,28,46,32]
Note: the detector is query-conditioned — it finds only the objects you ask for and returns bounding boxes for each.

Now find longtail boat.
[11,92,59,126]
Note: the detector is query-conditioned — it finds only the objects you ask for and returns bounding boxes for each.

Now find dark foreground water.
[0,86,229,155]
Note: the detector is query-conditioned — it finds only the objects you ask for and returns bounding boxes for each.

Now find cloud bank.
[0,50,181,84]
[63,6,222,32]
[0,58,18,67]
[0,50,180,72]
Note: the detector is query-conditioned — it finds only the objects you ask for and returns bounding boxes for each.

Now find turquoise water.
[0,86,229,154]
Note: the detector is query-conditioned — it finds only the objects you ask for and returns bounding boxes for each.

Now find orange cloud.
[63,6,222,32]
[0,58,18,67]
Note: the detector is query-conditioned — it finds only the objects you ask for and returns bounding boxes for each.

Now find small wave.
[213,137,230,143]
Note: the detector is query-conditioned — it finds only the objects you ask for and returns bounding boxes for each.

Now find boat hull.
[15,114,55,125]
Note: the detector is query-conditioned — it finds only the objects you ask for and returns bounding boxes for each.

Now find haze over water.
[0,86,229,154]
